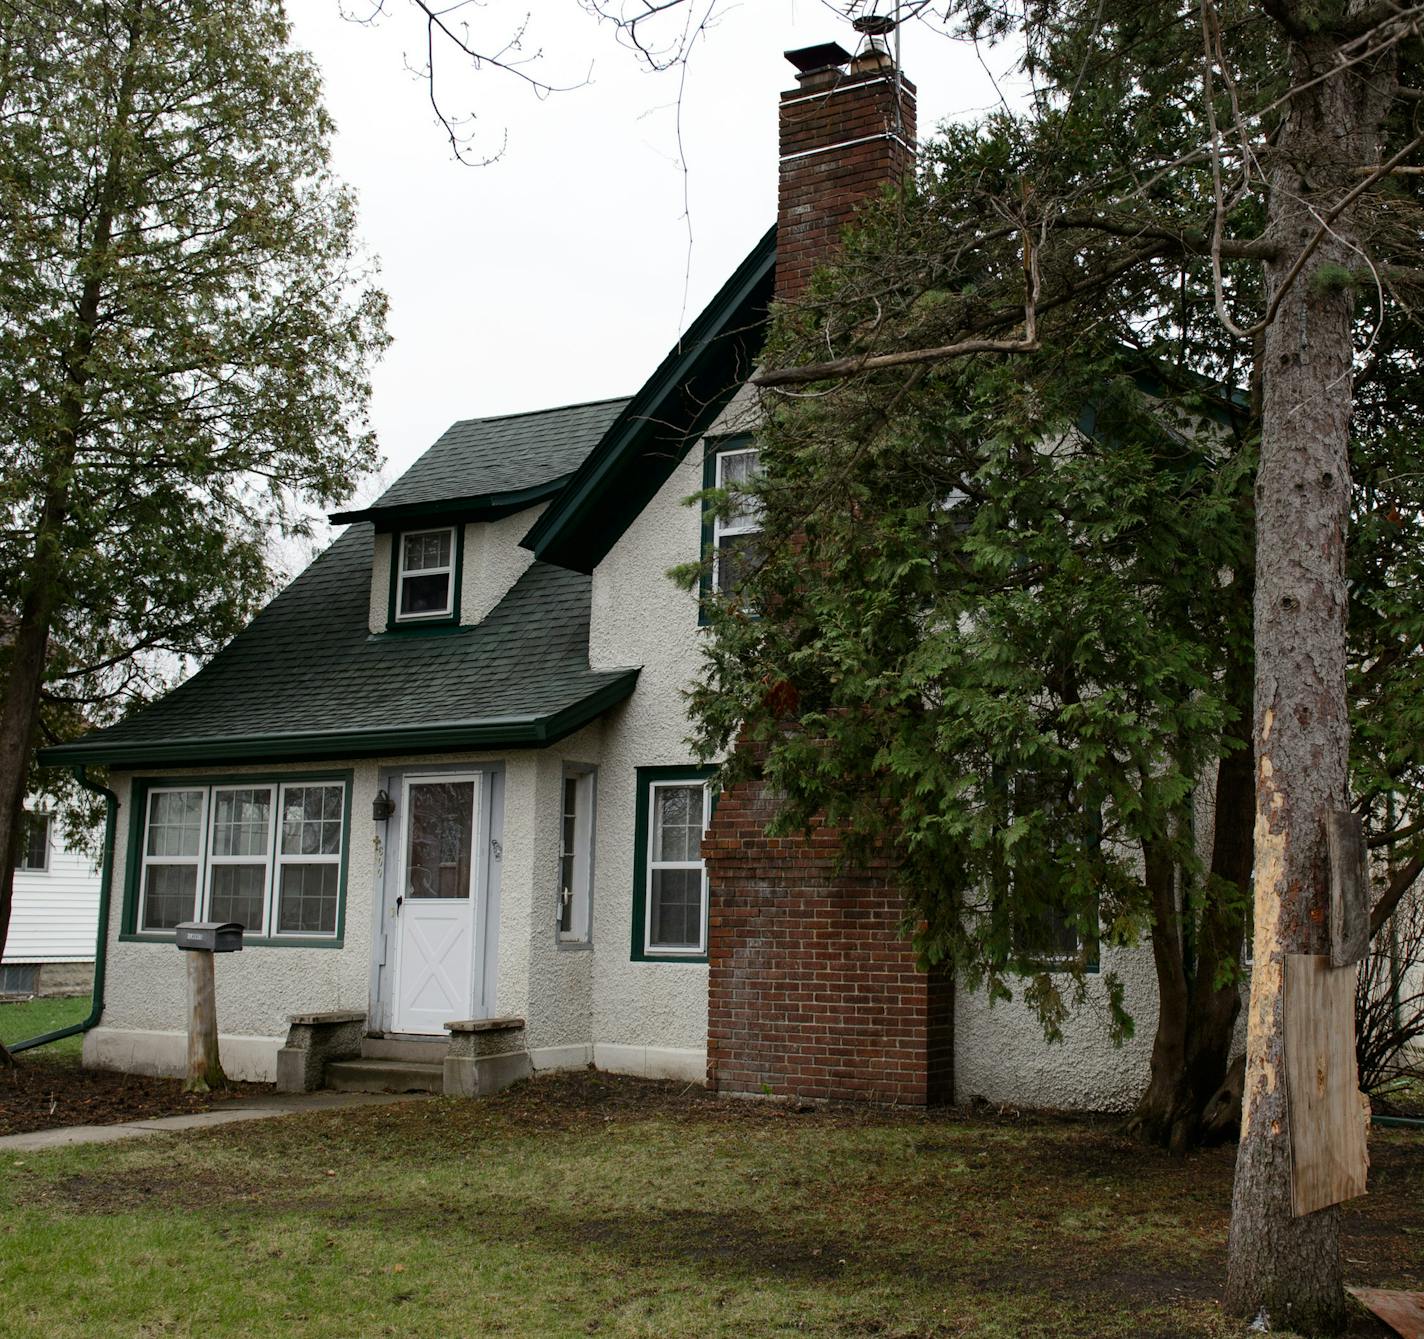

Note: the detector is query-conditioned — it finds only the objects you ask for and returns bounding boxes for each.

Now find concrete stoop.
[274,1011,531,1097]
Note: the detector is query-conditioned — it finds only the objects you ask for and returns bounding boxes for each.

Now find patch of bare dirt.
[0,1054,270,1136]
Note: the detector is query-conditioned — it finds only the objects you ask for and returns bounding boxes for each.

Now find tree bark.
[1224,24,1389,1331]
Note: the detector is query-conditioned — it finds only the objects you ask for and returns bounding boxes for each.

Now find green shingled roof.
[331,396,630,527]
[40,525,639,768]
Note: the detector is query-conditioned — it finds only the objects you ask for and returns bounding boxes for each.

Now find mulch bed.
[0,1054,270,1136]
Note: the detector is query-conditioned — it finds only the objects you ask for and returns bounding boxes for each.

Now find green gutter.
[10,766,116,1055]
[37,668,640,770]
[329,477,572,528]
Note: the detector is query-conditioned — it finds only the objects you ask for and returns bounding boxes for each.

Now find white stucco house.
[39,38,1172,1110]
[2,800,100,997]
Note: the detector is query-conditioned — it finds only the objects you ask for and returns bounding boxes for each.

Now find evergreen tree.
[0,0,388,1003]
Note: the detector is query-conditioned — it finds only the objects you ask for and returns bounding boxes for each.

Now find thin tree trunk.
[1127,732,1253,1151]
[1224,27,1388,1330]
[1125,837,1192,1148]
[1179,646,1257,1136]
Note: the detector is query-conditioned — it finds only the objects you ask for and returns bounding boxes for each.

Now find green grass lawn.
[0,1071,1417,1339]
[0,994,88,1058]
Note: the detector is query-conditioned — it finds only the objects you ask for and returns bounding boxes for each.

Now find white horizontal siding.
[5,828,100,965]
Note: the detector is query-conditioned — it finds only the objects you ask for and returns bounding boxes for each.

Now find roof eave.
[521,226,776,574]
[36,668,641,770]
[329,477,571,529]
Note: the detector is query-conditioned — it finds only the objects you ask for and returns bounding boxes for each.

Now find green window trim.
[697,433,759,627]
[119,770,354,949]
[630,764,717,963]
[386,524,466,631]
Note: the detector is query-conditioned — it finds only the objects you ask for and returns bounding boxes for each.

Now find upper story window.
[134,779,348,942]
[712,445,762,596]
[395,527,457,622]
[15,811,51,873]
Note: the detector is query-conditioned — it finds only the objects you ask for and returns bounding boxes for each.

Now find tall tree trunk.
[1224,26,1388,1330]
[0,7,143,998]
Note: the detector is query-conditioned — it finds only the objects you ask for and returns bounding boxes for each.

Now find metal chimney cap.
[784,42,853,75]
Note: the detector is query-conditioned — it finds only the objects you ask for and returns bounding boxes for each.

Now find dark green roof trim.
[37,668,641,770]
[330,478,571,529]
[523,226,776,575]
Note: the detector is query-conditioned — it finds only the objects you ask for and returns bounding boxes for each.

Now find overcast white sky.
[284,2,1021,511]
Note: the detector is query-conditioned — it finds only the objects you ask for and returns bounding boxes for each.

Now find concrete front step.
[360,1036,449,1063]
[324,1057,445,1094]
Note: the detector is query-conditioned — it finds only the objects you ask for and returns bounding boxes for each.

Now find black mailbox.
[175,921,244,953]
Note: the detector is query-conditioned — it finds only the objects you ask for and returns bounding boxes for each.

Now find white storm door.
[393,774,482,1035]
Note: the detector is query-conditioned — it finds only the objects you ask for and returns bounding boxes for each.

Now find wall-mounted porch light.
[372,789,394,822]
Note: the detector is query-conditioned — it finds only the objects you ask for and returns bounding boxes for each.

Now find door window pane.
[407,781,475,899]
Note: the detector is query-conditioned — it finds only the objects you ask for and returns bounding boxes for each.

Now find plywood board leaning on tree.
[1284,953,1369,1216]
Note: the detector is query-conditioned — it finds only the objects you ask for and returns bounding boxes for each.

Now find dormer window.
[395,527,457,622]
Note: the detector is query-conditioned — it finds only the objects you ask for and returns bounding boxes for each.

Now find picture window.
[136,781,346,939]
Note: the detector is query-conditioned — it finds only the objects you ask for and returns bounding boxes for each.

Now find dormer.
[330,398,629,635]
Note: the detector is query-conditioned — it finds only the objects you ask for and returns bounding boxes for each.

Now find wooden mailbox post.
[175,921,243,1093]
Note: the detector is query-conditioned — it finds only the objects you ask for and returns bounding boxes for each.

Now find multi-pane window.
[15,811,51,873]
[645,780,709,954]
[557,768,595,943]
[277,785,345,932]
[396,527,456,621]
[137,781,346,939]
[712,447,762,596]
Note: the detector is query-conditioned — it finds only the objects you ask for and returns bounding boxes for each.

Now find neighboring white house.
[39,38,1179,1108]
[2,801,100,997]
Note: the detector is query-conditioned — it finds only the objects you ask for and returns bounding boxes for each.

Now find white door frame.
[369,763,503,1035]
[385,770,493,1035]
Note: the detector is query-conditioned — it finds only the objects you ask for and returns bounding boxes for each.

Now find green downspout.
[9,766,117,1054]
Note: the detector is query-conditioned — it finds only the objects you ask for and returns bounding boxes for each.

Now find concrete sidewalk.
[0,1090,426,1153]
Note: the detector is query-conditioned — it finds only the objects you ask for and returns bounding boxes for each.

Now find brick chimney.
[776,37,917,304]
